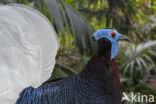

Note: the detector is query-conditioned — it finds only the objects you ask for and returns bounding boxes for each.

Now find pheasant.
[0,4,130,104]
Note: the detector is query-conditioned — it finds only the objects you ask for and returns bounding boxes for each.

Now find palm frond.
[44,0,97,55]
[120,40,156,78]
[136,41,156,53]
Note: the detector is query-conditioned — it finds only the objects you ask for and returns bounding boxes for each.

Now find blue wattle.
[111,41,118,59]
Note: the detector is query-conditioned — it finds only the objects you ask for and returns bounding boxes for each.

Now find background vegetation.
[1,0,156,103]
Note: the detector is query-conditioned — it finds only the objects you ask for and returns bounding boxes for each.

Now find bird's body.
[16,39,121,104]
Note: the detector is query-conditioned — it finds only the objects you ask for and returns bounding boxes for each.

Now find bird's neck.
[97,38,112,60]
[79,54,121,103]
[98,48,111,60]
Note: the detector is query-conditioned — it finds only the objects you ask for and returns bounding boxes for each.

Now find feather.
[0,4,59,104]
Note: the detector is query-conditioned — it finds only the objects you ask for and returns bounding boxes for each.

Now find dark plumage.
[16,38,121,104]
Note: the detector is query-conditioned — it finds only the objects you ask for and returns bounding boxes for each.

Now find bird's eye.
[110,31,116,38]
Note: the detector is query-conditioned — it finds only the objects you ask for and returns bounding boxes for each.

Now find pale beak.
[118,35,131,41]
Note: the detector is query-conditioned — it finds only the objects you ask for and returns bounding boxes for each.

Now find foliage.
[118,41,156,79]
[65,0,156,41]
[43,0,97,55]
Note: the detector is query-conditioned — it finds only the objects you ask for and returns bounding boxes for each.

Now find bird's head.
[93,29,130,59]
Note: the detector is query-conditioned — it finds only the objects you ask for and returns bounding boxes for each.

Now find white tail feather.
[0,4,59,104]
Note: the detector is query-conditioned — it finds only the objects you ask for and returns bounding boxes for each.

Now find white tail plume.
[0,4,59,104]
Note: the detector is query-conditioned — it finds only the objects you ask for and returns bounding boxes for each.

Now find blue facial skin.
[92,29,124,60]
